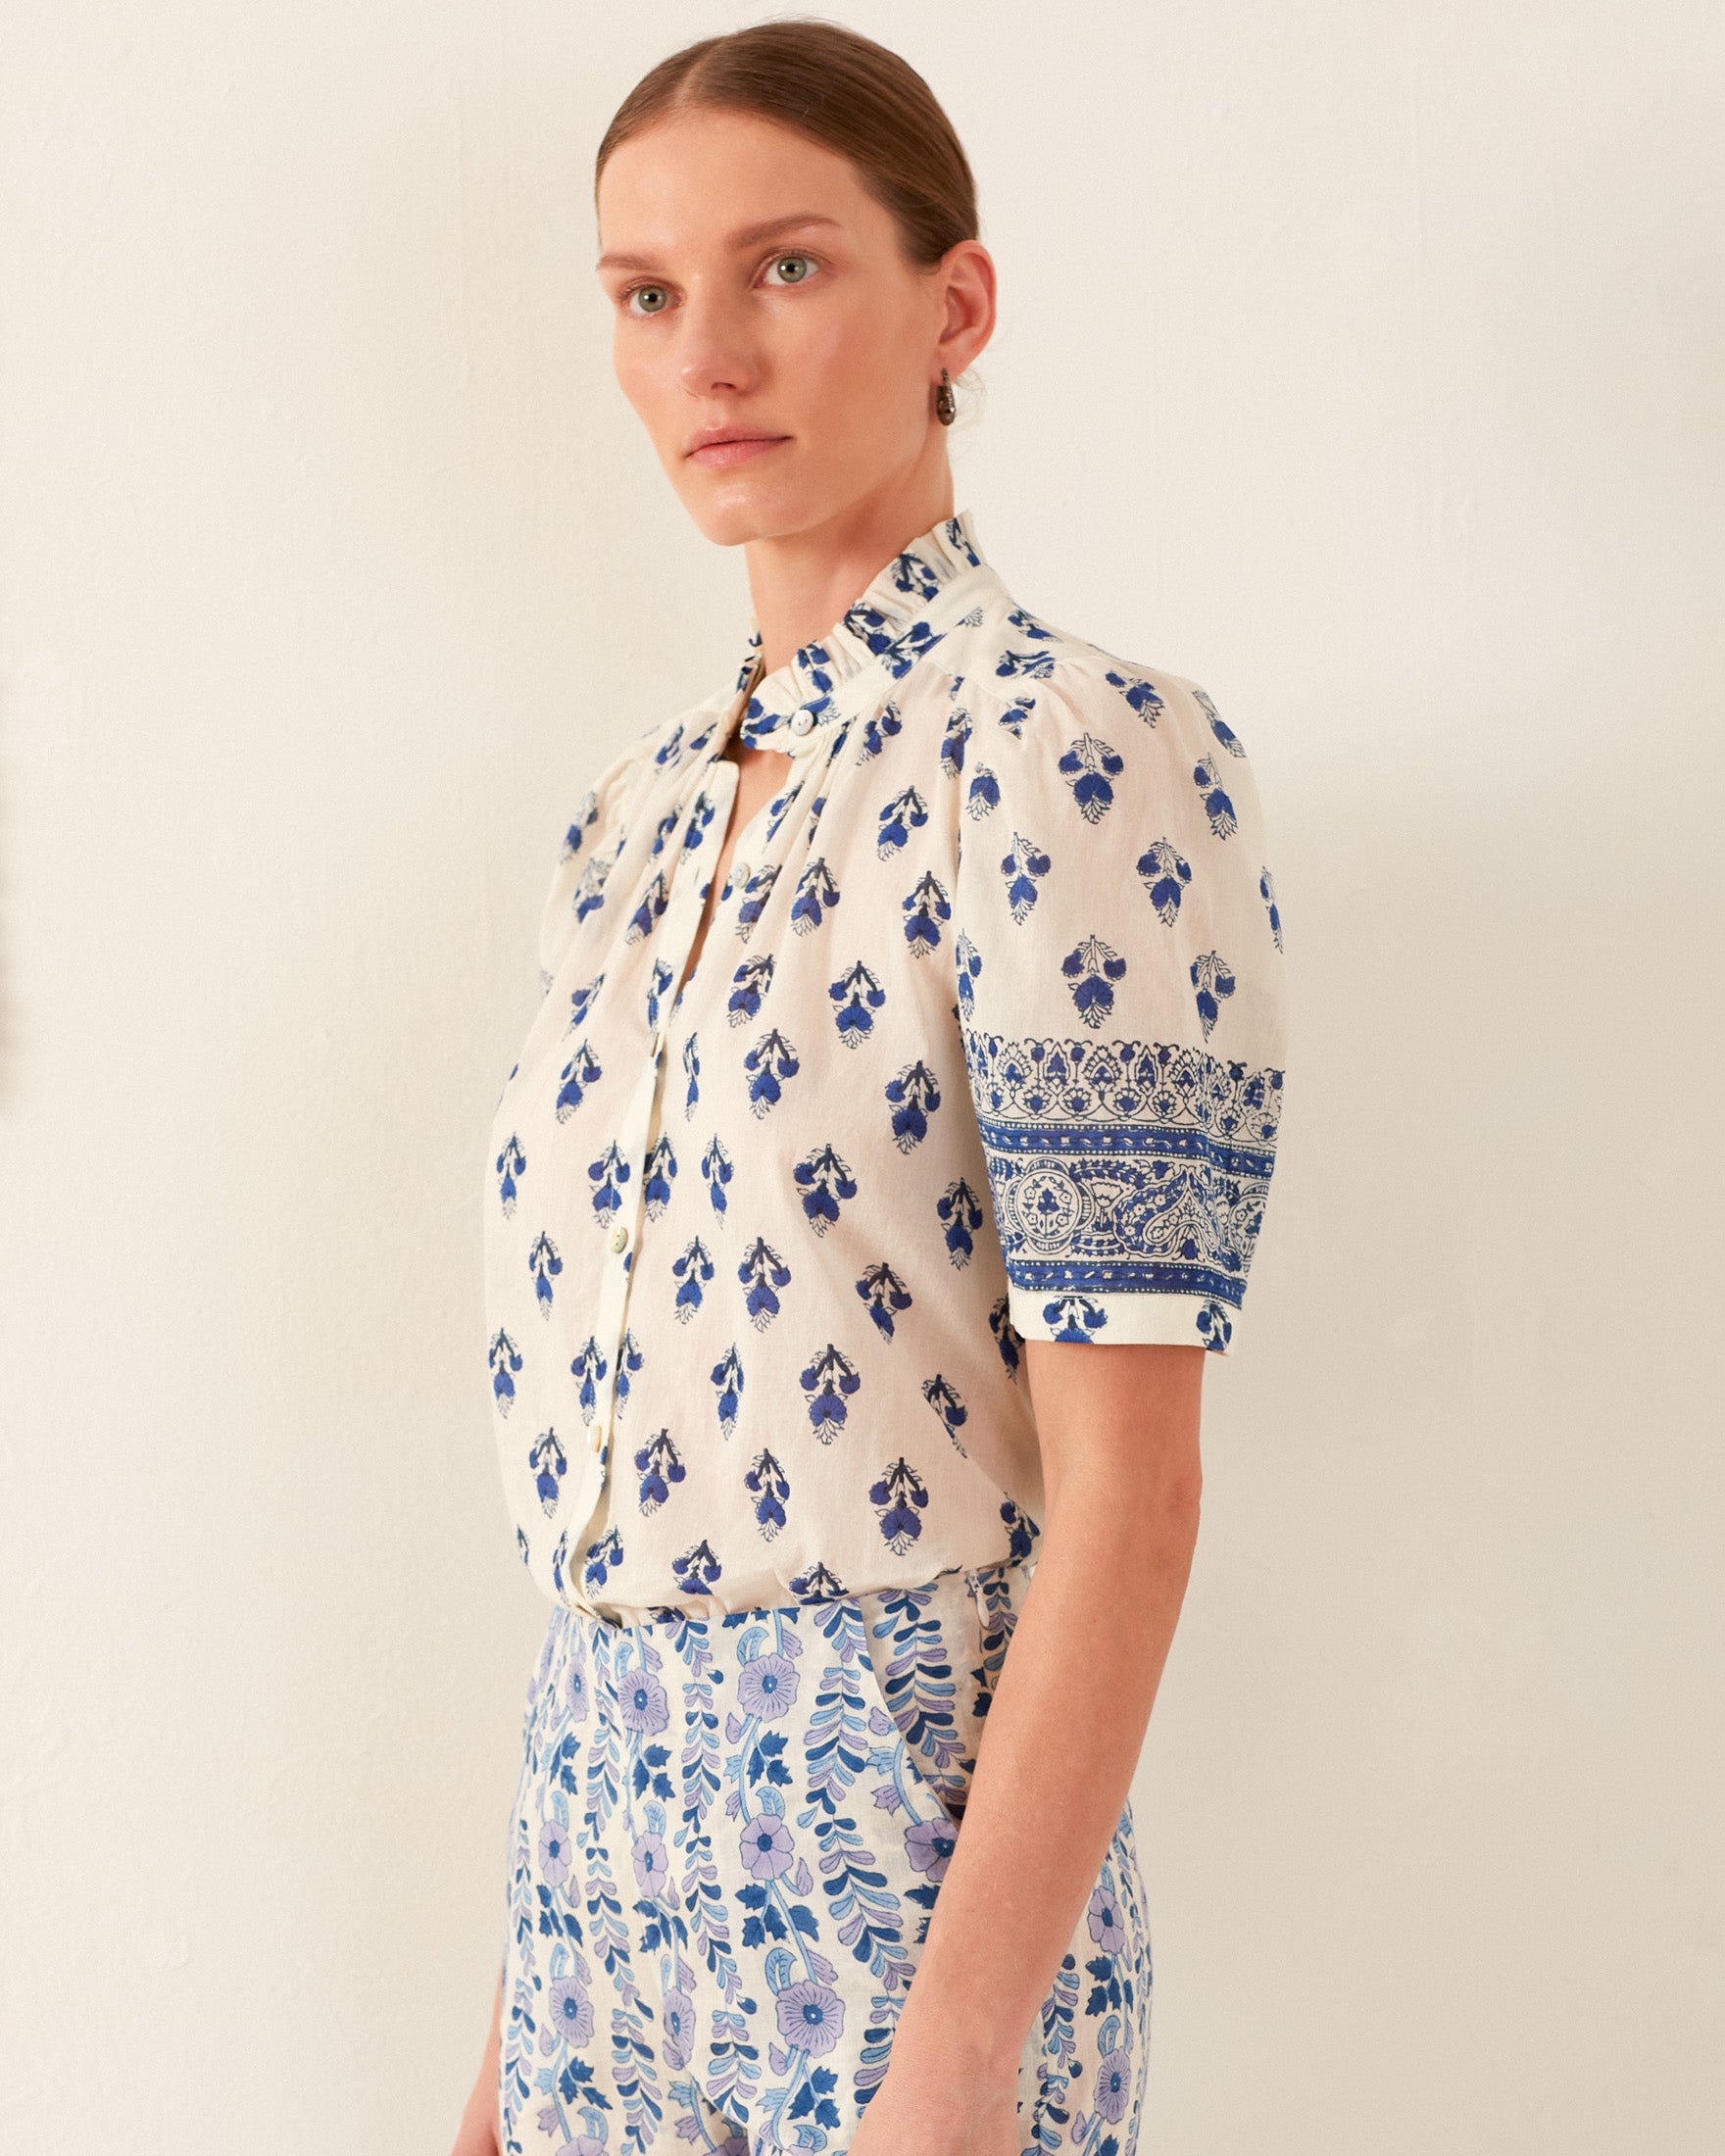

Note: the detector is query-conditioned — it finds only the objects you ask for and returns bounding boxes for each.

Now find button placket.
[581,759,740,1471]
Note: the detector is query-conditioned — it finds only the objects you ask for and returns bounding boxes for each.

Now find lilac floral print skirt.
[497,1554,1154,2156]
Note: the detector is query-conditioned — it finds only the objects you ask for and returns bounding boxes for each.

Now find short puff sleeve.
[953,660,1287,1353]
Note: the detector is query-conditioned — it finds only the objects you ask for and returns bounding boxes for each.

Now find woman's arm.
[858,1340,1205,2156]
[449,1965,504,2156]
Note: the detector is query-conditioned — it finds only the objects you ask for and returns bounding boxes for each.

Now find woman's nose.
[674,287,761,402]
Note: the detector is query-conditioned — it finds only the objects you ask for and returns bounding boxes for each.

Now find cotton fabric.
[483,510,1287,1622]
[497,1550,1154,2156]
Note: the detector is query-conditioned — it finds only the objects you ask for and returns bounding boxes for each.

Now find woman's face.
[595,107,992,548]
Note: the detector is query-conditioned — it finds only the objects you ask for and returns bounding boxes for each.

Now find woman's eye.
[763,253,817,287]
[625,284,671,317]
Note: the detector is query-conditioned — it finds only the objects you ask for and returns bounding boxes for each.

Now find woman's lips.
[687,435,789,467]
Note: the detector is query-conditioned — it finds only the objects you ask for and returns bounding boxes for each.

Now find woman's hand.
[846,2042,1021,2156]
[448,1969,504,2156]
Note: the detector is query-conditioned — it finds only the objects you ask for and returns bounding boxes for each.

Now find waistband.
[568,1549,1036,1639]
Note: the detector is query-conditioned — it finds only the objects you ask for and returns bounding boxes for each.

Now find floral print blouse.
[484,510,1287,1620]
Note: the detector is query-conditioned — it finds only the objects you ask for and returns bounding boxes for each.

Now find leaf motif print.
[829,960,885,1048]
[626,870,668,943]
[1001,834,1050,923]
[494,1132,525,1214]
[567,969,605,1030]
[701,1136,733,1222]
[743,1028,801,1117]
[921,1375,968,1450]
[572,840,619,924]
[940,708,970,778]
[1059,733,1124,825]
[528,1230,563,1313]
[582,1523,625,1598]
[672,1540,722,1598]
[1006,605,1058,643]
[1042,1294,1109,1342]
[800,1344,861,1437]
[528,1426,567,1516]
[672,1237,715,1322]
[1194,686,1244,755]
[1105,667,1165,725]
[1135,839,1193,926]
[954,933,982,1019]
[965,764,1000,818]
[488,1327,521,1414]
[738,1237,792,1331]
[560,786,600,859]
[588,1142,629,1223]
[1197,1300,1234,1351]
[790,858,840,935]
[744,1445,789,1536]
[634,1427,685,1514]
[884,617,946,680]
[1192,756,1238,838]
[793,1144,858,1237]
[711,1345,744,1435]
[1260,867,1284,952]
[856,703,903,764]
[869,1457,928,1554]
[988,1296,1023,1379]
[884,1060,942,1152]
[936,1180,984,1269]
[997,694,1037,739]
[728,955,775,1028]
[554,1038,603,1120]
[876,786,928,859]
[643,1136,676,1219]
[1061,936,1128,1029]
[683,1030,701,1118]
[1190,951,1237,1039]
[856,1262,912,1343]
[735,862,781,942]
[994,646,1057,680]
[570,1336,609,1425]
[901,872,950,956]
[644,958,674,1032]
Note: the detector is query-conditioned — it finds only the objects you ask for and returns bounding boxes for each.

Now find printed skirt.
[497,1553,1154,2156]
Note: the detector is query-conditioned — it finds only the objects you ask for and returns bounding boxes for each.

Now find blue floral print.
[483,506,1286,1628]
[499,1555,1153,2156]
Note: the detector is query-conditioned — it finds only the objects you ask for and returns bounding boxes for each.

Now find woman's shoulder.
[951,590,1261,813]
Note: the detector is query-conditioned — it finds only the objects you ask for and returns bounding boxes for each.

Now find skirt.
[496,1552,1154,2156]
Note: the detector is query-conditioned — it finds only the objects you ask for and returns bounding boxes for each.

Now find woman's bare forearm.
[886,1342,1204,2083]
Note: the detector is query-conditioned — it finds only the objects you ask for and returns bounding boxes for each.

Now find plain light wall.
[3,3,1721,2150]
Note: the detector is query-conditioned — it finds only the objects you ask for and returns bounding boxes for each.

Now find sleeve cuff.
[1006,1282,1243,1354]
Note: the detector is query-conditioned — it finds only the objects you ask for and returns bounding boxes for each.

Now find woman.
[457,22,1287,2156]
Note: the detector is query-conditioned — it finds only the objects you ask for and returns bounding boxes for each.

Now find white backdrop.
[3,4,1721,2150]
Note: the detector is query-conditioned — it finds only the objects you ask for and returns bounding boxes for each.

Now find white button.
[732,858,752,888]
[789,709,813,737]
[609,1222,629,1254]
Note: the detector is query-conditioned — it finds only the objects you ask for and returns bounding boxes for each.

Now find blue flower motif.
[965,764,1000,818]
[792,1143,858,1237]
[1058,733,1124,824]
[1192,756,1238,838]
[800,1344,861,1435]
[1001,833,1051,923]
[1061,935,1127,1028]
[1106,666,1164,725]
[1043,1294,1109,1342]
[856,1262,912,1342]
[829,959,885,1046]
[1135,838,1192,925]
[1260,866,1283,952]
[876,785,928,858]
[885,1059,942,1152]
[711,1345,744,1434]
[1189,950,1236,1039]
[728,955,774,1028]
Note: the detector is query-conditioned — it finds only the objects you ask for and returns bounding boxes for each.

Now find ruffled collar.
[730,510,987,749]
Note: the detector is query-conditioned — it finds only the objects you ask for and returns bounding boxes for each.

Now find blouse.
[483,509,1288,1621]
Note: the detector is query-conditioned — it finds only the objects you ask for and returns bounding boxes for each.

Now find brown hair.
[593,19,980,272]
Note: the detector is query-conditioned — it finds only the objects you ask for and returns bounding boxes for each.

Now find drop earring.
[934,368,957,426]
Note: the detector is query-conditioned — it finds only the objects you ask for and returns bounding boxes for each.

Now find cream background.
[3,3,1721,2150]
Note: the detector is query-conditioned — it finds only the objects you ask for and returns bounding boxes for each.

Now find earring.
[934,368,957,426]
